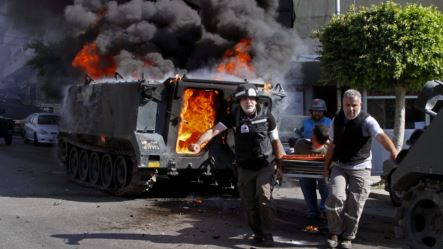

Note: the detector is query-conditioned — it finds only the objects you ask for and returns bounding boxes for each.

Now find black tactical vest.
[333,110,372,164]
[234,105,273,168]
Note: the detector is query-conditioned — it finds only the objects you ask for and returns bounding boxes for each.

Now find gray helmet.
[310,98,327,112]
[234,83,258,102]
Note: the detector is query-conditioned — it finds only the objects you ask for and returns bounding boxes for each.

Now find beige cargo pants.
[237,165,274,236]
[325,165,371,240]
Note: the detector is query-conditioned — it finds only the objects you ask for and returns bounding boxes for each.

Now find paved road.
[0,137,404,248]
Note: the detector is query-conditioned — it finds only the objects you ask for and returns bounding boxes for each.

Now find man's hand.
[391,149,399,161]
[188,143,201,153]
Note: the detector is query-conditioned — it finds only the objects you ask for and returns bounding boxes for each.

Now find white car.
[23,113,59,144]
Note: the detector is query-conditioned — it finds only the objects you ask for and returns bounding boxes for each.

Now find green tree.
[27,39,78,102]
[316,2,443,150]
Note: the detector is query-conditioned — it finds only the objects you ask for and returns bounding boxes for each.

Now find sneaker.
[340,239,352,249]
[262,233,274,247]
[326,234,338,248]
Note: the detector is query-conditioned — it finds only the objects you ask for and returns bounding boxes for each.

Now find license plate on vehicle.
[148,161,160,168]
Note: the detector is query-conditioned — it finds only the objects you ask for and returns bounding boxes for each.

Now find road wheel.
[88,152,101,185]
[68,147,79,178]
[78,150,89,182]
[58,140,68,162]
[114,156,130,189]
[397,181,443,249]
[101,154,113,189]
[33,133,39,145]
[4,135,12,145]
[388,173,403,207]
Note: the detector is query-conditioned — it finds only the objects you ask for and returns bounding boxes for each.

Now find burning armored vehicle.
[58,76,285,195]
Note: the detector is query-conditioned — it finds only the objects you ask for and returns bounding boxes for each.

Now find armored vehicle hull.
[387,80,443,249]
[59,77,284,195]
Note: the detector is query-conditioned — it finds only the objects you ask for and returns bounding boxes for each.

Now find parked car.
[0,109,14,145]
[23,113,59,144]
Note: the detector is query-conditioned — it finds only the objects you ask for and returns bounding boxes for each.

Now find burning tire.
[396,181,443,249]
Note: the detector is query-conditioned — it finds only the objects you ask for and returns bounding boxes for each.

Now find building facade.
[288,0,442,173]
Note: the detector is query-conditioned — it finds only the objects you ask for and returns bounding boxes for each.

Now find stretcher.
[281,154,325,179]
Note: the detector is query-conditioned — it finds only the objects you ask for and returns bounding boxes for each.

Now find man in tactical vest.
[323,89,398,249]
[189,83,285,247]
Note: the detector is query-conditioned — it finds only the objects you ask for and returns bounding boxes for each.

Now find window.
[367,97,425,129]
[37,115,59,125]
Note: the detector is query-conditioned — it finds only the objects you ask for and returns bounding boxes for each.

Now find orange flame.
[176,89,219,154]
[263,82,273,92]
[304,225,319,232]
[72,42,116,79]
[217,38,255,77]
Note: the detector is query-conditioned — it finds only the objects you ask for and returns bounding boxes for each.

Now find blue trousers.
[299,177,329,217]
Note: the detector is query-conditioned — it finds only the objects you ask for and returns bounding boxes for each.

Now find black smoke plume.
[7,0,296,81]
[65,0,296,80]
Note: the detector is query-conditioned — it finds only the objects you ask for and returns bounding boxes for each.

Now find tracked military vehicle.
[389,80,443,249]
[58,76,285,195]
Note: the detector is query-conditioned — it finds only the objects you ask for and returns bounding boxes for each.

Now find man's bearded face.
[240,97,257,115]
[311,110,324,121]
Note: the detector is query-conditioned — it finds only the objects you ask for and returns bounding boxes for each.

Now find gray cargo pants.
[325,165,371,240]
[237,165,274,236]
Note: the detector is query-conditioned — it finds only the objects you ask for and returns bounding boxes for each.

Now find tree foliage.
[26,40,78,101]
[316,2,443,91]
[27,40,66,77]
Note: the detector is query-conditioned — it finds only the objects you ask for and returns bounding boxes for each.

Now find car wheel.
[4,135,12,145]
[33,133,39,145]
[23,131,29,144]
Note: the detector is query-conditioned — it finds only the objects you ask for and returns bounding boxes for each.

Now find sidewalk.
[268,176,402,249]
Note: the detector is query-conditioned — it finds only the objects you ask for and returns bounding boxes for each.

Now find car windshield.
[38,115,59,125]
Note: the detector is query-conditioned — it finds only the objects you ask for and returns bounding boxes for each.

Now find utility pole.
[336,0,340,15]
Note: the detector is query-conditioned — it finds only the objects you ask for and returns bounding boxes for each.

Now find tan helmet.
[310,98,327,112]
